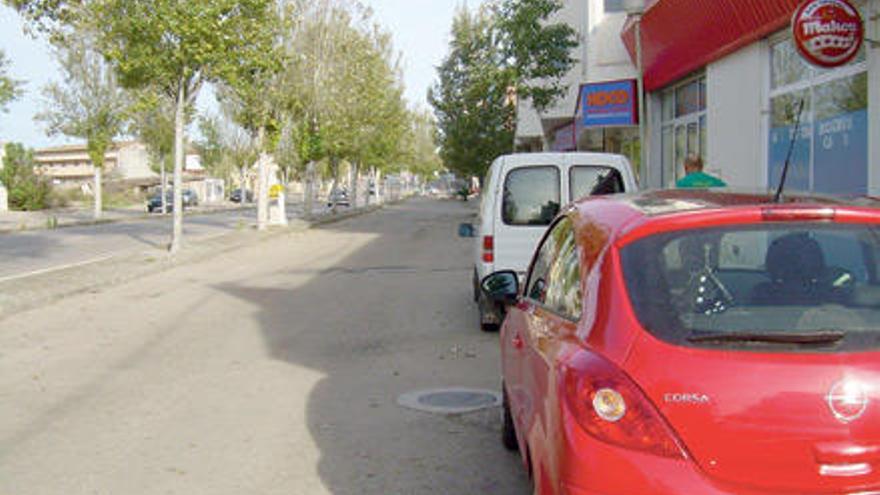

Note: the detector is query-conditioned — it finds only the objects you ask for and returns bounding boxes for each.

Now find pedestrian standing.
[675,154,726,188]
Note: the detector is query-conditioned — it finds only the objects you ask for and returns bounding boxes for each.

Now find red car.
[483,189,880,494]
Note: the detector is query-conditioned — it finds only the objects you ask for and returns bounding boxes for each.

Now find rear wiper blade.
[687,330,845,345]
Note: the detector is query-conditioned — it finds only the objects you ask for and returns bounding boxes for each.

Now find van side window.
[570,166,624,200]
[502,166,560,226]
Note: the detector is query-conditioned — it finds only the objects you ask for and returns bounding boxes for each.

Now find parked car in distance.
[146,191,174,213]
[461,152,637,331]
[327,188,350,208]
[229,188,253,203]
[485,189,880,495]
[182,188,199,207]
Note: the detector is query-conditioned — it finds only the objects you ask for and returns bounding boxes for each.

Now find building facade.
[622,0,880,193]
[515,0,641,173]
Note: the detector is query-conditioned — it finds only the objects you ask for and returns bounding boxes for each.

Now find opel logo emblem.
[827,380,868,423]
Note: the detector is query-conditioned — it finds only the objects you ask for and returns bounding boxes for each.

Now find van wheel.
[501,386,518,451]
[479,306,499,332]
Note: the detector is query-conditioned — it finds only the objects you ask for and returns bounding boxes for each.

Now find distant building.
[33,140,203,188]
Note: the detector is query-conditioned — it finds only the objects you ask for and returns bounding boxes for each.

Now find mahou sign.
[792,0,864,68]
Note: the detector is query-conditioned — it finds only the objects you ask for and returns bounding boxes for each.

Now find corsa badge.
[827,380,868,423]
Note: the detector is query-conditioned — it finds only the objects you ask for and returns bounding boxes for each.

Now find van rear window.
[571,166,624,200]
[502,166,560,226]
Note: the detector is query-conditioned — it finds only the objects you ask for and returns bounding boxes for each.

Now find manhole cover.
[397,387,501,414]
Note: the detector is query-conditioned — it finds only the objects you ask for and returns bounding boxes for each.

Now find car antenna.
[773,98,806,203]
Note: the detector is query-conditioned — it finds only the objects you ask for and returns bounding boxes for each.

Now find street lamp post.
[624,0,647,184]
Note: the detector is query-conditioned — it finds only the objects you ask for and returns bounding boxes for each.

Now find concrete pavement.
[0,197,528,494]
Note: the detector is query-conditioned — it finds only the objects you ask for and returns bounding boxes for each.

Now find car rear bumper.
[556,408,797,495]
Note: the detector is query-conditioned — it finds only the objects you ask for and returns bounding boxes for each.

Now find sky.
[0,1,481,148]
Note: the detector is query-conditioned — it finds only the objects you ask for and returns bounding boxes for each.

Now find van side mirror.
[458,223,475,238]
[481,271,519,305]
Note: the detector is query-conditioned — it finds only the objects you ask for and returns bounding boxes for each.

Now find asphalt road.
[0,201,347,281]
[0,198,529,495]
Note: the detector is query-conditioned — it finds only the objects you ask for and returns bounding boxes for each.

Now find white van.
[464,152,638,330]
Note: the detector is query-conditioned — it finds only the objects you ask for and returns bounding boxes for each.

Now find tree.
[430,1,577,179]
[494,0,577,112]
[130,91,176,213]
[0,142,51,210]
[0,49,23,113]
[218,2,286,230]
[429,6,515,180]
[36,34,129,219]
[93,0,277,253]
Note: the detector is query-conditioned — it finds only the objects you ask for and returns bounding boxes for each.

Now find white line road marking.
[0,254,117,284]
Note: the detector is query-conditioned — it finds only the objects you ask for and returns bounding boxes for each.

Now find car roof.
[567,188,880,245]
[576,188,880,216]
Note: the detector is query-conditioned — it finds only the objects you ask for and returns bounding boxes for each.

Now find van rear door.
[492,157,562,275]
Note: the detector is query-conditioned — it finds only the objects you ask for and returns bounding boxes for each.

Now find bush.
[1,142,52,210]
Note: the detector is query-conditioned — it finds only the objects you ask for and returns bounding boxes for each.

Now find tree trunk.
[160,159,167,214]
[350,162,359,208]
[256,127,269,230]
[329,157,339,213]
[375,168,383,204]
[304,161,314,220]
[169,79,186,254]
[240,166,247,204]
[93,166,102,220]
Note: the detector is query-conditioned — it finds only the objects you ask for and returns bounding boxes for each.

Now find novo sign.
[792,0,864,68]
[577,79,638,128]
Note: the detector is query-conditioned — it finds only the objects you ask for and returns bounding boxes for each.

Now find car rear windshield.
[570,166,624,200]
[620,223,880,352]
[502,166,560,226]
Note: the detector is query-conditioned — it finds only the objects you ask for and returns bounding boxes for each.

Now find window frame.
[524,216,583,322]
[765,26,868,194]
[501,165,561,227]
[660,73,708,188]
[569,165,624,200]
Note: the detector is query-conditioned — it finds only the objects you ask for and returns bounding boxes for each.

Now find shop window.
[661,76,707,187]
[768,27,868,195]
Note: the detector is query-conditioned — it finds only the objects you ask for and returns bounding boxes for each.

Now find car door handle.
[512,334,524,349]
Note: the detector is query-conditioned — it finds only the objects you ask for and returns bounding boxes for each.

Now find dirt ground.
[0,198,530,495]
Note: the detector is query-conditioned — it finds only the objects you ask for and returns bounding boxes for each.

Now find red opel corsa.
[483,189,880,494]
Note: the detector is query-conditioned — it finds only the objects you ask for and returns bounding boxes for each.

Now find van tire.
[479,306,499,332]
[501,386,518,451]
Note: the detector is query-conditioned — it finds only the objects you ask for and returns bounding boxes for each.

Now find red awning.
[622,0,800,91]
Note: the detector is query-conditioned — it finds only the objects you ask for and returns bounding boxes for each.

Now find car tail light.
[482,235,494,263]
[563,353,687,459]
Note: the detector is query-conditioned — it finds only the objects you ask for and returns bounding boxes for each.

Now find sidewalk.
[0,202,250,233]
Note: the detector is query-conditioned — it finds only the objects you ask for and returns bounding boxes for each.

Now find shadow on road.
[216,199,530,494]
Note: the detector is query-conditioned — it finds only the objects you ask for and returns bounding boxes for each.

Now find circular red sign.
[792,0,864,68]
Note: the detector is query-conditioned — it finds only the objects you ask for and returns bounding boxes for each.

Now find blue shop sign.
[577,79,638,128]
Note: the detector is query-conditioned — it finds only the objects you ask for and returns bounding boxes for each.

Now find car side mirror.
[481,270,519,306]
[458,223,475,238]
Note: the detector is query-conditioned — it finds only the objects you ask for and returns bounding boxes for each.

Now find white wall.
[706,43,765,188]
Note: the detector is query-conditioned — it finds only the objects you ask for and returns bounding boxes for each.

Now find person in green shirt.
[675,154,727,188]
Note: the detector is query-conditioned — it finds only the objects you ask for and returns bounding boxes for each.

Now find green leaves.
[0,49,23,113]
[430,6,515,179]
[430,0,577,179]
